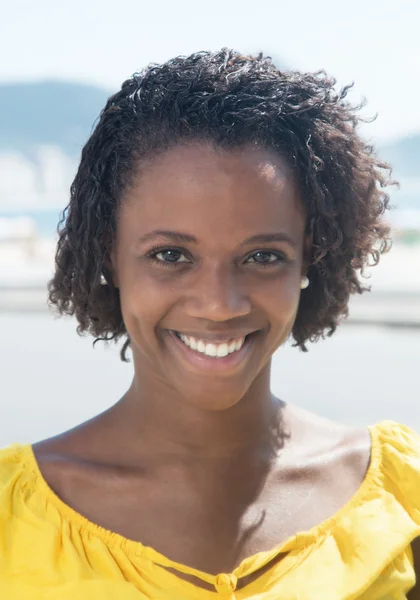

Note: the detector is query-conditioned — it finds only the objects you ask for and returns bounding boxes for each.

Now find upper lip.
[169,330,259,343]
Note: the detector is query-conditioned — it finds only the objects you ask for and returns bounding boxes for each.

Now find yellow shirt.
[1,420,420,599]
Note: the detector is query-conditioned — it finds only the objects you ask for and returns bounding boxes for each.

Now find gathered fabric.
[1,420,420,599]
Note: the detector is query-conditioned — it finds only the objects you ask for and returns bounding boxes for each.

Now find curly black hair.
[48,49,394,362]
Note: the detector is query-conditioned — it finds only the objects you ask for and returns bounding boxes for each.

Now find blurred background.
[0,0,419,446]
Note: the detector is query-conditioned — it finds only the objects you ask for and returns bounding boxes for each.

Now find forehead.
[119,142,306,242]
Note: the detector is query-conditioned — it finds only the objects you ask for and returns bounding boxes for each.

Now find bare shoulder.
[32,432,93,500]
[31,412,116,499]
[277,404,373,526]
[31,406,118,467]
[284,404,372,477]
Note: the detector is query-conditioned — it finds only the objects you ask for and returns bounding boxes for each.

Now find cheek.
[118,273,174,346]
[257,272,302,314]
[255,276,302,344]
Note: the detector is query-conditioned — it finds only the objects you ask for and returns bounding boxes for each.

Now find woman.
[1,50,419,599]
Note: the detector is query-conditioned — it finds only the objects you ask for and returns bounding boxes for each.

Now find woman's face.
[111,142,307,409]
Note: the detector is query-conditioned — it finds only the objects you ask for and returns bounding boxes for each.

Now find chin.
[173,376,257,412]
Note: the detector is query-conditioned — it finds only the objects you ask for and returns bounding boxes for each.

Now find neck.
[108,364,287,460]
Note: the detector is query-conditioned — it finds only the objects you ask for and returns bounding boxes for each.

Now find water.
[0,313,418,447]
[0,209,63,238]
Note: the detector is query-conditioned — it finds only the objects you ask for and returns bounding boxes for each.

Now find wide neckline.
[21,423,381,585]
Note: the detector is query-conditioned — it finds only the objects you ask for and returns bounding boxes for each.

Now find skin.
[33,142,400,590]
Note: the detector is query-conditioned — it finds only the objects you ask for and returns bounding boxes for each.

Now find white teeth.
[180,333,189,346]
[205,343,217,357]
[216,343,229,357]
[235,338,245,351]
[189,337,198,350]
[228,340,236,353]
[175,332,246,358]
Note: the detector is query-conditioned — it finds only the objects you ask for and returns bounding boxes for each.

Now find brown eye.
[149,248,190,264]
[157,250,185,262]
[246,251,284,264]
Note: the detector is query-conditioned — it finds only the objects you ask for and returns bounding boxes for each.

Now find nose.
[184,264,251,322]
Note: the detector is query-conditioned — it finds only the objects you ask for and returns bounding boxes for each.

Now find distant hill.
[0,80,418,212]
[381,135,420,178]
[0,81,109,156]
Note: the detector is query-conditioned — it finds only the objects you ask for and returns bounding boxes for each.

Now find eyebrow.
[241,233,297,248]
[136,230,198,244]
[136,230,296,248]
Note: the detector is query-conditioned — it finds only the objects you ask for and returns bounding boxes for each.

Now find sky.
[0,0,419,143]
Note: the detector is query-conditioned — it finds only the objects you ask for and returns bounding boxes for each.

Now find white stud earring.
[300,276,309,289]
[100,274,107,285]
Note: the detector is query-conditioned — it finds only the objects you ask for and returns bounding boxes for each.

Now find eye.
[245,250,285,265]
[149,248,190,264]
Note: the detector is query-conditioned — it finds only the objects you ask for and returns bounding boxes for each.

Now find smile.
[174,332,245,358]
[166,329,254,373]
